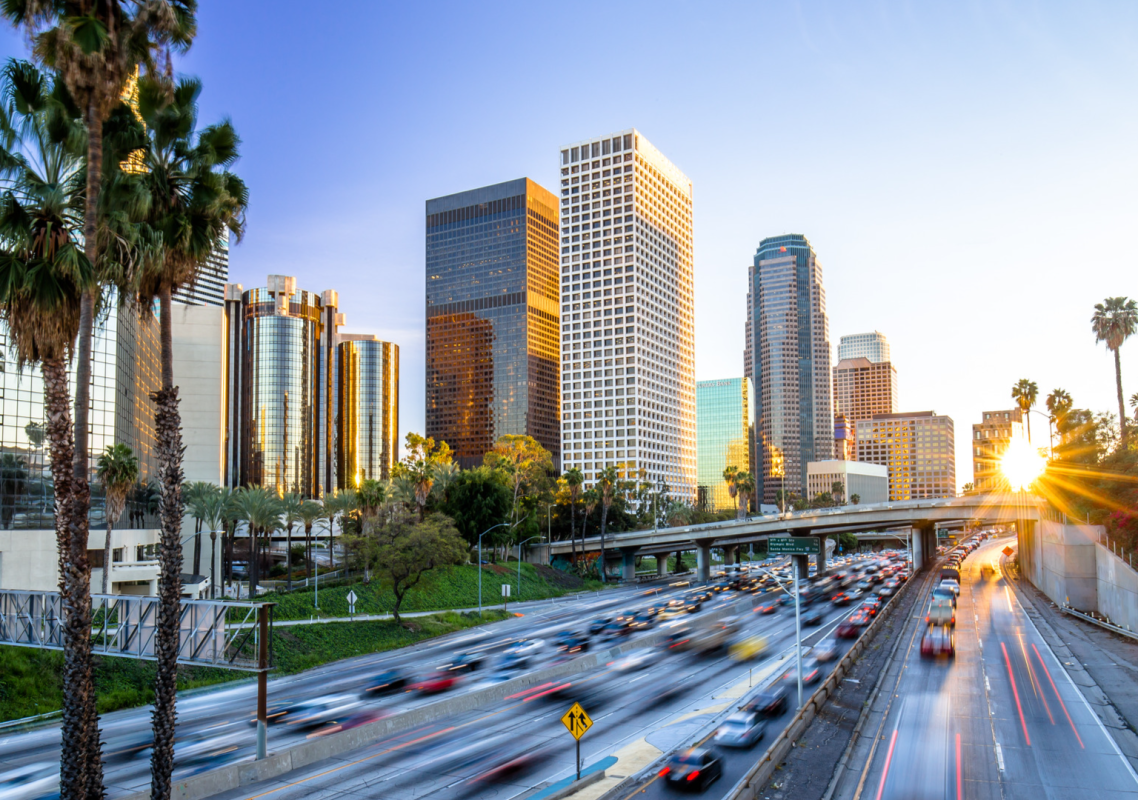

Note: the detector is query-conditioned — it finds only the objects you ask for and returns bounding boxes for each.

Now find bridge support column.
[656,554,669,577]
[912,522,936,571]
[695,540,713,583]
[620,547,640,582]
[723,545,737,572]
[792,553,810,582]
[675,550,685,573]
[815,535,828,576]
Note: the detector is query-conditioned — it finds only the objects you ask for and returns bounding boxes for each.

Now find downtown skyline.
[5,2,1131,488]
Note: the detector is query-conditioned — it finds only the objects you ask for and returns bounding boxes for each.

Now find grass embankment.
[0,610,509,723]
[260,562,604,622]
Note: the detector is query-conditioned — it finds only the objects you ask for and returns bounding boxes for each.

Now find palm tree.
[182,481,217,577]
[1011,379,1039,443]
[323,490,357,569]
[735,471,756,517]
[581,487,598,577]
[1092,297,1138,446]
[297,500,326,581]
[228,487,281,597]
[127,75,246,798]
[1046,388,1073,448]
[1131,393,1138,424]
[193,487,229,599]
[596,467,618,583]
[564,467,583,566]
[94,444,139,594]
[0,60,100,800]
[430,461,459,504]
[722,465,738,514]
[279,493,303,590]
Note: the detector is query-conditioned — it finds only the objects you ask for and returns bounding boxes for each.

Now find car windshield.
[672,751,705,765]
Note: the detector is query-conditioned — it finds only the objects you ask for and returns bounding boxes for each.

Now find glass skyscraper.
[173,234,229,307]
[748,234,833,504]
[696,378,754,512]
[838,331,890,363]
[425,178,561,468]
[336,335,399,487]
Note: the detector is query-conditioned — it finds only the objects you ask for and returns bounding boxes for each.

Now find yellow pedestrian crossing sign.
[561,702,592,740]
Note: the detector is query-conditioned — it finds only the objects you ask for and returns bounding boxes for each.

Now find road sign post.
[502,583,511,612]
[346,589,358,620]
[561,701,593,781]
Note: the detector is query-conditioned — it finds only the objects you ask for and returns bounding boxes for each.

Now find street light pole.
[751,562,803,709]
[478,522,511,616]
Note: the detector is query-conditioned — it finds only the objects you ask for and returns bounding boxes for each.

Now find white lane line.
[995,742,1005,772]
[986,676,991,692]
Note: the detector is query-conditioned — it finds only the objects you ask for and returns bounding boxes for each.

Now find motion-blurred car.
[745,685,789,716]
[812,639,839,662]
[757,601,779,615]
[920,627,955,659]
[0,763,58,800]
[729,636,768,661]
[939,579,961,597]
[362,669,409,697]
[783,658,821,685]
[835,621,861,639]
[660,748,723,791]
[451,651,485,673]
[630,612,655,629]
[713,712,766,748]
[505,639,545,658]
[778,593,795,607]
[848,611,872,627]
[931,585,958,608]
[614,647,664,672]
[414,671,462,694]
[279,694,362,729]
[589,617,612,635]
[831,592,852,606]
[802,607,824,626]
[554,631,590,654]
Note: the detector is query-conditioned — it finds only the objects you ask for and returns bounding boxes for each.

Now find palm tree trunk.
[43,357,95,800]
[1116,347,1128,446]
[329,518,336,569]
[209,531,217,600]
[102,519,113,595]
[149,287,186,800]
[249,526,259,597]
[192,523,202,577]
[286,524,293,591]
[1026,410,1032,444]
[599,504,608,583]
[570,499,577,567]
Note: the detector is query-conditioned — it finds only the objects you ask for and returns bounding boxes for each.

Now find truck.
[940,566,960,583]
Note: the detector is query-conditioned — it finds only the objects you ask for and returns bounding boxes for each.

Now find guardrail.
[723,567,922,800]
[1059,605,1138,642]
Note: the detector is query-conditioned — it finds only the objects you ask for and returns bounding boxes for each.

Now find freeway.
[834,537,1138,800]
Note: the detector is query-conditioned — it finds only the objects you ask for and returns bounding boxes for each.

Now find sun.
[1001,436,1046,491]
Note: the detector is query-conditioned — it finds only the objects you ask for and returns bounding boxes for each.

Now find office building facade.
[425,179,561,468]
[806,459,889,505]
[337,335,399,487]
[971,409,1025,491]
[696,378,754,512]
[838,331,891,363]
[557,129,696,499]
[173,235,229,307]
[749,234,833,504]
[856,411,956,500]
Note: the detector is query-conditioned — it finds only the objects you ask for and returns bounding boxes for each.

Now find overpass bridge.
[546,494,1050,582]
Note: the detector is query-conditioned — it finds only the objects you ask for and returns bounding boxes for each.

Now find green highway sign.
[768,537,820,555]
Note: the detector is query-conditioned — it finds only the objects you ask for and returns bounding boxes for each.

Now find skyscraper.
[857,411,956,500]
[696,378,754,511]
[833,358,899,421]
[749,234,833,504]
[425,179,561,468]
[173,234,229,307]
[838,331,890,363]
[971,409,1024,491]
[336,335,399,487]
[557,129,696,499]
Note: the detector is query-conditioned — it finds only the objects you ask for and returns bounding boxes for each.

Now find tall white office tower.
[557,129,696,501]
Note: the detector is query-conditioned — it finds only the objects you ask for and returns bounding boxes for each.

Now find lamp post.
[1026,408,1055,459]
[516,535,542,601]
[751,562,804,709]
[478,522,513,616]
[653,479,666,535]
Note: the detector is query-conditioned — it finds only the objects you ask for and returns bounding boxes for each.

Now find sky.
[3,1,1137,488]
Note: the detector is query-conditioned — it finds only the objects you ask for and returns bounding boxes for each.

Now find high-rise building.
[856,411,956,500]
[173,234,229,307]
[748,234,833,504]
[696,378,754,512]
[833,357,899,429]
[336,335,399,487]
[743,264,754,382]
[425,179,561,469]
[838,331,890,363]
[557,129,696,499]
[971,409,1025,491]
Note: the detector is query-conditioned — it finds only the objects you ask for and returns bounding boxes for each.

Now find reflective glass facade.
[0,289,162,530]
[336,337,399,487]
[696,378,754,511]
[749,234,833,504]
[857,411,956,500]
[173,235,228,307]
[425,178,560,468]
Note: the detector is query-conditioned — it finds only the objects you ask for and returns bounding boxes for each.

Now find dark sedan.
[661,748,723,791]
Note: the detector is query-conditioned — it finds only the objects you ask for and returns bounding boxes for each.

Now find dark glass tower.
[425,178,560,468]
[748,234,833,505]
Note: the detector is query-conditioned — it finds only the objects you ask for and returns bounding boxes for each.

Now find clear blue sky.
[4,2,1137,486]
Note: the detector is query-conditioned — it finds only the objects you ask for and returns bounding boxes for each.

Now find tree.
[323,489,357,568]
[191,486,229,598]
[359,509,467,623]
[1092,297,1138,447]
[1046,388,1073,446]
[430,461,459,504]
[1011,379,1039,443]
[297,500,325,581]
[734,471,755,518]
[0,59,100,800]
[227,487,280,597]
[483,434,553,528]
[129,74,247,799]
[182,481,217,577]
[0,454,28,529]
[564,466,583,565]
[596,467,618,583]
[830,480,845,506]
[438,466,511,548]
[722,465,739,514]
[1131,393,1138,424]
[279,493,303,591]
[94,444,139,593]
[394,433,452,520]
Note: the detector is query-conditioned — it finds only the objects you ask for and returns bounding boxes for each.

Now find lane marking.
[874,728,899,800]
[995,742,1004,772]
[956,732,962,800]
[1001,641,1031,746]
[1031,643,1083,748]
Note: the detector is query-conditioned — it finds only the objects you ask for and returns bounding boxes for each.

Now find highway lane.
[0,579,686,797]
[851,538,1138,800]
[200,580,857,800]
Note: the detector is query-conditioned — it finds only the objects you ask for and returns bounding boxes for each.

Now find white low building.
[806,460,889,505]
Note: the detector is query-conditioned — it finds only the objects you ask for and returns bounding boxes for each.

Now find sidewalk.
[1007,560,1138,771]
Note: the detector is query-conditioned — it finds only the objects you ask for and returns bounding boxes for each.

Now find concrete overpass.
[546,494,1047,582]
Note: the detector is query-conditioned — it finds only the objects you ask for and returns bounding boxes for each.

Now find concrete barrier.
[120,597,754,800]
